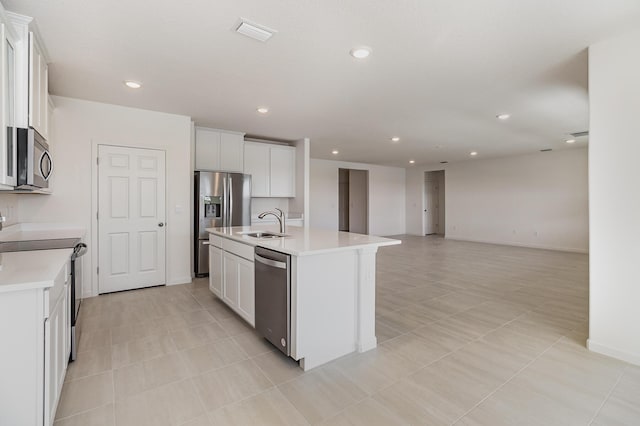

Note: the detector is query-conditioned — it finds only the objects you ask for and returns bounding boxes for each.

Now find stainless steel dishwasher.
[254,246,291,356]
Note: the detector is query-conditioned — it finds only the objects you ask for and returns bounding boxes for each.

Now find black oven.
[16,127,52,190]
[70,243,87,361]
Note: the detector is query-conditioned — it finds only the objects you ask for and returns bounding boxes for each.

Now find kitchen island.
[206,225,400,370]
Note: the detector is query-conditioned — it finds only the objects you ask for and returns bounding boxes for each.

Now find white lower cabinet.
[236,255,255,325]
[222,252,240,308]
[209,245,223,297]
[0,257,69,426]
[209,237,255,326]
[44,281,68,426]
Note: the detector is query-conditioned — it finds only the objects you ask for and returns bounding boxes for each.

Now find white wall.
[588,28,640,366]
[288,138,310,222]
[309,159,405,236]
[406,148,589,252]
[18,96,192,297]
[0,193,20,227]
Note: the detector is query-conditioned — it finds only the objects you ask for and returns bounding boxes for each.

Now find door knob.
[158,223,164,227]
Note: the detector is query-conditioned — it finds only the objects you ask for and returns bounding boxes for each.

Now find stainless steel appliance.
[0,238,86,362]
[16,127,53,190]
[254,246,291,356]
[194,171,251,277]
[70,243,87,361]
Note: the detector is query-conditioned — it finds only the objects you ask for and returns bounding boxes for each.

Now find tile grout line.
[53,401,114,423]
[367,307,539,410]
[188,371,216,426]
[587,369,624,425]
[449,333,565,425]
[110,369,116,425]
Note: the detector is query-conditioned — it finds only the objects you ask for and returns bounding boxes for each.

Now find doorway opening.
[424,170,445,236]
[338,168,369,234]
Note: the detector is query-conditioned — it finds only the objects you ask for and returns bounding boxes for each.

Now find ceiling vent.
[570,131,589,138]
[236,19,277,42]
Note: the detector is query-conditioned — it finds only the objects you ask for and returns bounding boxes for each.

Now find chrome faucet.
[258,208,286,234]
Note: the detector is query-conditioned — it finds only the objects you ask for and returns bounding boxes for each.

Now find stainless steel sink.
[240,231,290,239]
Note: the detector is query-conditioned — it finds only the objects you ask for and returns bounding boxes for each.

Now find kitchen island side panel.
[291,251,358,370]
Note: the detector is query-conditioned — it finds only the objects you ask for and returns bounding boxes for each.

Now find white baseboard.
[444,235,589,254]
[84,275,194,297]
[587,338,640,366]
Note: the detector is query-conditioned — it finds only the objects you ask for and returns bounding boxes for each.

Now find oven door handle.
[72,243,88,259]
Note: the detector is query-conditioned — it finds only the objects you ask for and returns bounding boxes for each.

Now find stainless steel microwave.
[16,128,52,190]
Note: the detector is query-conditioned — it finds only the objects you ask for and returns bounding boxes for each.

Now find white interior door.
[98,145,166,293]
[424,175,439,235]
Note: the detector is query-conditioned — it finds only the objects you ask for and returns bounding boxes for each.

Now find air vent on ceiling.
[570,131,589,138]
[236,19,277,42]
[540,148,553,152]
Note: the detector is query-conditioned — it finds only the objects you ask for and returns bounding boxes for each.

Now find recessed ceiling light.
[496,113,510,120]
[391,137,400,142]
[409,160,415,164]
[470,151,478,156]
[124,80,142,89]
[257,107,269,114]
[332,150,339,155]
[565,139,576,144]
[349,47,371,59]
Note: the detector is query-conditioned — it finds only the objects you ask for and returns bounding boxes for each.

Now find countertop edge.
[206,227,401,257]
[0,280,56,294]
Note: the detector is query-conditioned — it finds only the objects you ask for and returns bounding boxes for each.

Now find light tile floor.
[55,236,640,425]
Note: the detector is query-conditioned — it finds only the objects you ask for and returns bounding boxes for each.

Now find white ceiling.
[5,0,640,166]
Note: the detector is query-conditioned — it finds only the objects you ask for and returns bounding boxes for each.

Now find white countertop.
[0,249,72,293]
[0,223,86,242]
[0,223,85,293]
[207,225,401,256]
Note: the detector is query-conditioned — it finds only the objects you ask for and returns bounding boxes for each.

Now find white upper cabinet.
[220,132,244,172]
[195,127,245,172]
[0,22,17,188]
[195,127,220,170]
[244,142,296,198]
[243,142,270,197]
[270,145,296,197]
[29,32,48,140]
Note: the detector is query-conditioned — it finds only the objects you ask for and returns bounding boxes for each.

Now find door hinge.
[96,212,99,220]
[96,157,99,165]
[96,267,99,275]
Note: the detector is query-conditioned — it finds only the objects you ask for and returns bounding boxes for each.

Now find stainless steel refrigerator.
[194,171,251,276]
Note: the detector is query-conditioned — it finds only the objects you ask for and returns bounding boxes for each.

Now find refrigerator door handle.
[222,176,228,227]
[229,176,233,226]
